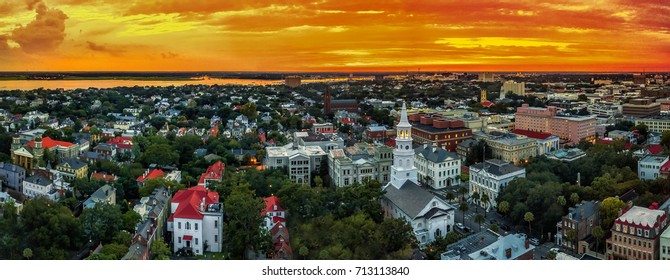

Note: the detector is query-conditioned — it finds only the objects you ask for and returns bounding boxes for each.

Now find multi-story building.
[83,184,116,209]
[660,227,670,260]
[407,113,473,152]
[484,134,537,164]
[606,206,668,260]
[365,125,389,141]
[501,80,525,97]
[124,187,170,260]
[382,102,455,247]
[261,195,292,259]
[456,139,479,164]
[293,131,344,152]
[510,129,560,156]
[469,159,526,210]
[635,117,670,134]
[468,234,534,260]
[622,99,660,118]
[196,161,225,188]
[555,200,600,254]
[478,72,495,82]
[55,158,89,181]
[638,155,669,180]
[414,144,461,190]
[312,123,335,134]
[328,143,393,187]
[265,144,327,185]
[22,174,61,201]
[168,186,224,255]
[323,92,359,114]
[11,136,79,171]
[284,76,301,88]
[515,104,596,145]
[0,162,26,191]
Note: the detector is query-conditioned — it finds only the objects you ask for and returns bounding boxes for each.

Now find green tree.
[592,226,605,254]
[81,204,123,244]
[99,243,128,259]
[224,183,266,259]
[240,102,258,120]
[600,197,626,232]
[481,193,490,217]
[141,143,179,166]
[298,246,309,260]
[498,201,510,216]
[21,197,83,259]
[445,192,455,203]
[524,211,534,234]
[547,251,557,260]
[139,177,184,197]
[22,248,32,260]
[458,186,468,203]
[471,191,480,213]
[459,203,469,224]
[121,210,142,232]
[474,214,485,232]
[150,237,171,260]
[557,195,567,207]
[570,193,580,205]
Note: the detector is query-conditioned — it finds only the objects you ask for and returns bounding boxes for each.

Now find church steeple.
[390,101,418,188]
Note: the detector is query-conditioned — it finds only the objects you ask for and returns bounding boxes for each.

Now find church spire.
[399,101,409,125]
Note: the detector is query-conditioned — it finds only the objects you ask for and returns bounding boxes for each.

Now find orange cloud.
[10,2,68,53]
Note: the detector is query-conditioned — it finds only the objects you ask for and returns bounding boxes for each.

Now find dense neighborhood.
[1,72,670,260]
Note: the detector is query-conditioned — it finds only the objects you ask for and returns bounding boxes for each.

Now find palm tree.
[471,191,480,213]
[524,211,534,235]
[458,186,468,203]
[474,214,485,232]
[445,192,455,204]
[459,202,469,224]
[565,229,577,252]
[498,201,510,216]
[481,194,490,217]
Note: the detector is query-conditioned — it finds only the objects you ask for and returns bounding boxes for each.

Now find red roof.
[183,235,193,241]
[661,161,670,174]
[648,144,663,155]
[385,139,396,147]
[273,216,286,224]
[27,136,74,149]
[137,169,165,182]
[258,134,266,143]
[511,129,553,140]
[90,172,117,182]
[341,118,355,124]
[197,161,225,186]
[481,101,495,108]
[262,196,284,216]
[107,136,133,150]
[171,186,220,220]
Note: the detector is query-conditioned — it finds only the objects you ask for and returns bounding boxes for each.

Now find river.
[0,77,371,91]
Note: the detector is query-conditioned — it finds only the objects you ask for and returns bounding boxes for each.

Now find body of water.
[0,78,282,91]
[0,77,372,91]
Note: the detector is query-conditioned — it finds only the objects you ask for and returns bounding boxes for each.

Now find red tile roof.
[90,172,117,182]
[481,101,495,108]
[197,161,225,186]
[262,195,284,216]
[660,161,670,174]
[341,118,355,124]
[648,144,663,155]
[511,129,553,140]
[171,186,220,220]
[137,169,165,182]
[107,136,133,150]
[27,136,74,149]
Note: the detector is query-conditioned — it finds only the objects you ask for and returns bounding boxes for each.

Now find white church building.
[381,102,456,247]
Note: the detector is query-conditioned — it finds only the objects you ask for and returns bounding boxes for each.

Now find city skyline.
[0,0,669,72]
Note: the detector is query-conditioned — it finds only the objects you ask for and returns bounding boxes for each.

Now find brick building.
[514,104,595,145]
[606,206,668,260]
[407,113,473,152]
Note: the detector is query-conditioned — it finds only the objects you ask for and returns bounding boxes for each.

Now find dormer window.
[274,205,278,211]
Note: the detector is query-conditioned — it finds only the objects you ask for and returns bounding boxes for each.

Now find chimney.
[505,248,512,259]
[200,197,205,212]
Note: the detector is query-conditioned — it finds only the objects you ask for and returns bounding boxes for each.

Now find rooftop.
[414,145,460,163]
[469,159,525,177]
[511,129,554,140]
[441,230,501,260]
[639,155,669,165]
[616,206,666,229]
[383,180,453,218]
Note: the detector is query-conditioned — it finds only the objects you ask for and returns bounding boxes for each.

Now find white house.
[638,155,669,180]
[167,186,224,255]
[381,102,456,247]
[469,159,526,210]
[265,143,326,185]
[22,174,61,201]
[262,196,285,230]
[414,144,461,190]
[327,143,394,187]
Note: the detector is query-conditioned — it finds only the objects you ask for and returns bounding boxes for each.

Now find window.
[178,237,182,243]
[178,222,182,229]
[186,222,191,230]
[215,220,218,228]
[195,223,198,231]
[195,238,199,245]
[215,235,218,242]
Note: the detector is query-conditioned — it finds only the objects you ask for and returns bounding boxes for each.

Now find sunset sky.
[0,0,669,72]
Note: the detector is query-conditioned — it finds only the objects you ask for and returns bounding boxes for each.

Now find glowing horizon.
[0,0,669,72]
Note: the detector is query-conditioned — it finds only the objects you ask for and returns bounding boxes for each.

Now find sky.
[0,0,669,72]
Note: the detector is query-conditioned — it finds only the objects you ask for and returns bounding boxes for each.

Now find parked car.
[519,233,527,239]
[529,238,540,246]
[550,247,560,254]
[500,224,511,231]
[456,223,466,231]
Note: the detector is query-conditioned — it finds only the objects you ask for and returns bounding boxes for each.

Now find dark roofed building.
[323,91,358,114]
[556,200,600,254]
